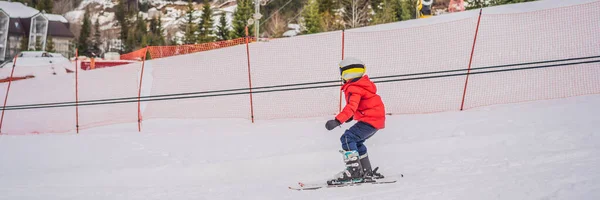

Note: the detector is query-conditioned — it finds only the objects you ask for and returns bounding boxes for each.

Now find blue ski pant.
[341,122,378,156]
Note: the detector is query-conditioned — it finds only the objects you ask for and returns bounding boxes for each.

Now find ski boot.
[327,150,364,185]
[360,153,385,179]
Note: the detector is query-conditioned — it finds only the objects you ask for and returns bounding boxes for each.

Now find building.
[0,1,75,62]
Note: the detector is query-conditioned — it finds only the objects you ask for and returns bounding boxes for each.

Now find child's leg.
[340,122,377,154]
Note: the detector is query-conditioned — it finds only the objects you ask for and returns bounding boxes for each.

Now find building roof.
[48,21,75,38]
[1,2,74,39]
[0,1,39,18]
[44,14,69,23]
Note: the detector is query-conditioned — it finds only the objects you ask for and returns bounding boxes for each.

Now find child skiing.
[325,57,386,185]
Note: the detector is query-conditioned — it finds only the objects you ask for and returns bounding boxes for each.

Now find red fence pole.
[75,49,80,133]
[0,55,19,134]
[339,30,345,112]
[245,27,255,123]
[460,9,483,111]
[138,47,148,132]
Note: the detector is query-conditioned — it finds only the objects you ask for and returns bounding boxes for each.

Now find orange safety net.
[120,48,148,61]
[147,38,251,59]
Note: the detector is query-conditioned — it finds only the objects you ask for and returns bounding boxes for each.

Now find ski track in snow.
[0,95,599,199]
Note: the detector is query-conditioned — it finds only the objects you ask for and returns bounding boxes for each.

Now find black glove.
[345,116,353,123]
[325,119,341,131]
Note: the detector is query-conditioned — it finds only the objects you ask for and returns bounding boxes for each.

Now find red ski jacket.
[335,75,386,129]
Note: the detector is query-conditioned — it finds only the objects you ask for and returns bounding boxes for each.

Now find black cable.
[2,57,599,111]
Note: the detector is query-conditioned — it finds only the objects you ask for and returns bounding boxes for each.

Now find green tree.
[92,18,102,55]
[20,36,29,51]
[370,0,385,13]
[262,0,306,36]
[181,0,198,44]
[125,14,148,50]
[400,0,416,21]
[373,0,399,25]
[302,0,324,34]
[125,29,136,52]
[148,17,165,46]
[35,37,42,51]
[36,0,53,14]
[78,10,91,55]
[46,36,55,52]
[197,0,215,43]
[230,0,254,38]
[317,0,343,31]
[116,0,132,53]
[155,16,166,45]
[216,13,230,41]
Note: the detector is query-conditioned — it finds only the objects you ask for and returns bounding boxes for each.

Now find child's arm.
[335,93,361,124]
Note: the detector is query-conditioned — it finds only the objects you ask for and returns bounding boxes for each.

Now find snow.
[64,10,116,31]
[64,10,85,23]
[0,94,599,199]
[44,14,69,23]
[0,1,598,199]
[77,0,116,10]
[174,0,190,6]
[0,1,39,18]
[283,29,299,37]
[0,53,72,78]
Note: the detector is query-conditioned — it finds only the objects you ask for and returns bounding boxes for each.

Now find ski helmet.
[339,57,366,81]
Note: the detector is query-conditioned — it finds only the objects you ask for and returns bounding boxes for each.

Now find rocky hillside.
[63,0,238,46]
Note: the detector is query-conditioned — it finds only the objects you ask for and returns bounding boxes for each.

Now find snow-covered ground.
[0,94,598,199]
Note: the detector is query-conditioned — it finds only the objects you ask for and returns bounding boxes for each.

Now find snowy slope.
[0,94,598,199]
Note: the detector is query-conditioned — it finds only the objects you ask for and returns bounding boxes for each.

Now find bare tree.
[266,11,288,38]
[53,0,75,15]
[341,0,372,29]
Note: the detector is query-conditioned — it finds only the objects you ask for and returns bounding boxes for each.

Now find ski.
[288,178,399,191]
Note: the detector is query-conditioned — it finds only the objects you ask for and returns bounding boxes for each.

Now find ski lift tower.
[252,0,267,41]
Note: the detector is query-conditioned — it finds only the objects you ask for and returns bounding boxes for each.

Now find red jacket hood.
[342,75,377,94]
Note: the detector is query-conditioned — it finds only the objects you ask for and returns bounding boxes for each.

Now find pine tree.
[140,34,149,48]
[135,15,148,37]
[302,0,324,34]
[20,36,29,51]
[78,10,91,56]
[36,0,52,13]
[35,37,42,51]
[318,0,343,31]
[370,0,384,13]
[197,0,215,43]
[46,36,55,52]
[125,29,135,52]
[155,16,166,45]
[45,0,54,13]
[373,0,398,25]
[230,0,254,38]
[116,0,130,52]
[216,13,230,41]
[400,0,416,21]
[148,17,158,46]
[261,0,306,36]
[93,18,102,55]
[181,0,197,44]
